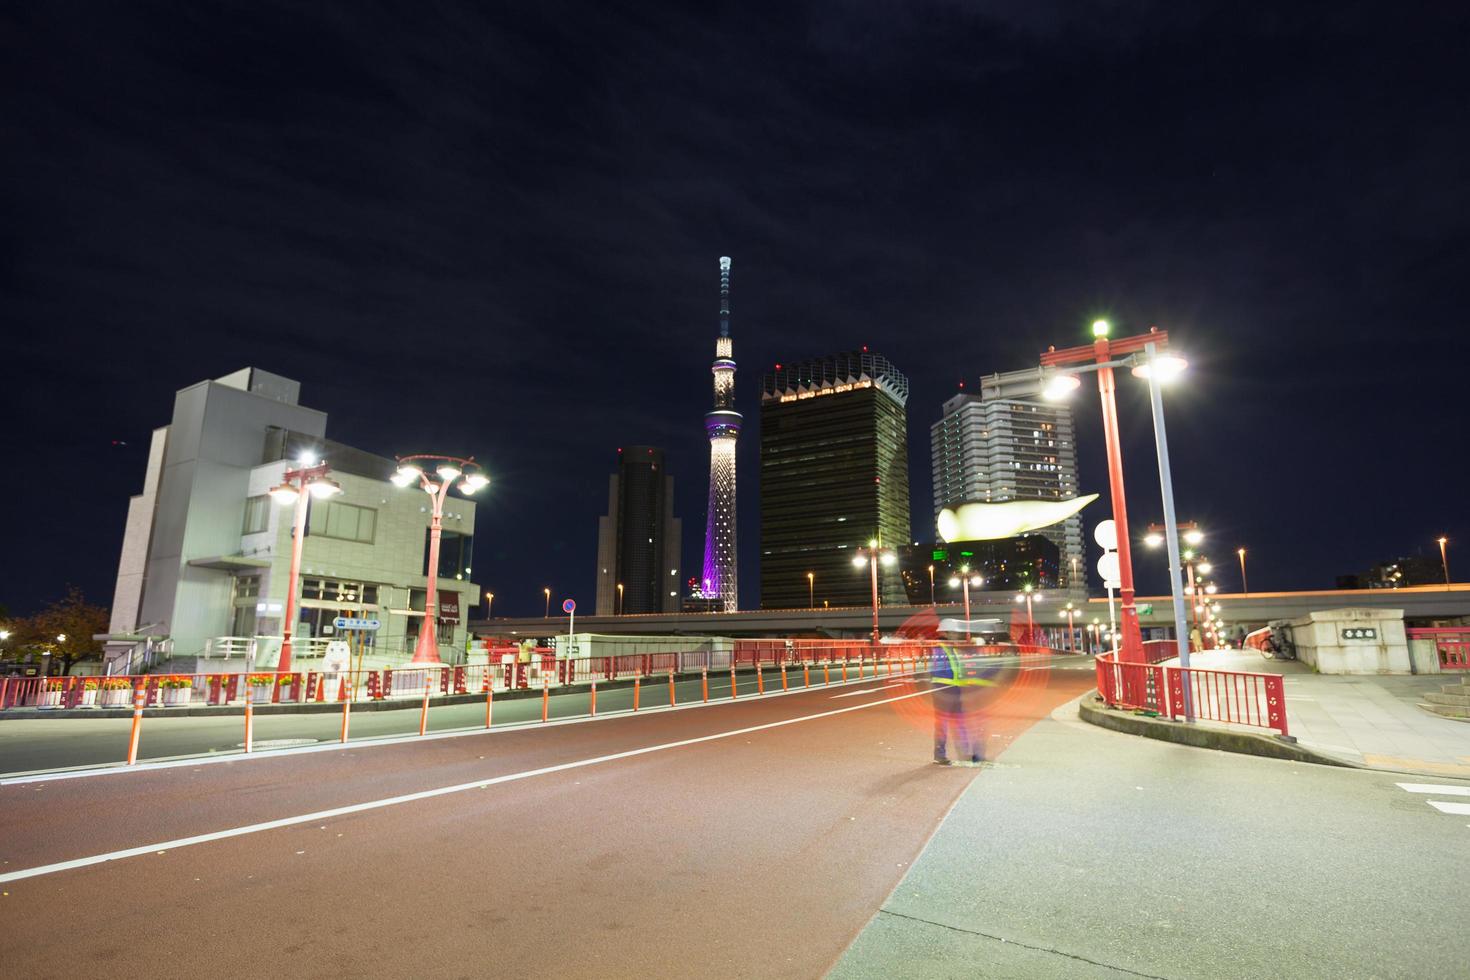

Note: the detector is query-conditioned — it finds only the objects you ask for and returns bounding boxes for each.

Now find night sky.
[3,2,1466,618]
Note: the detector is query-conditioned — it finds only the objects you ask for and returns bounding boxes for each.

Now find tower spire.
[701,255,741,611]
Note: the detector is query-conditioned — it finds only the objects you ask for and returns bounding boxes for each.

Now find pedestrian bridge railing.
[1095,653,1289,736]
[1406,627,1470,670]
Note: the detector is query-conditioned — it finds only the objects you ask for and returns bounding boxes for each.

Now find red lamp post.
[1016,584,1039,645]
[1041,322,1176,664]
[392,455,489,665]
[947,566,982,640]
[853,538,896,644]
[268,459,341,676]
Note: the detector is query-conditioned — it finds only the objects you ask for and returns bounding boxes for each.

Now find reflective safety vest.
[929,645,997,687]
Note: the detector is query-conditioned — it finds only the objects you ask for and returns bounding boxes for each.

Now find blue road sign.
[333,617,380,631]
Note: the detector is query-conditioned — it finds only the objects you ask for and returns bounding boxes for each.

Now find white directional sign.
[333,617,380,631]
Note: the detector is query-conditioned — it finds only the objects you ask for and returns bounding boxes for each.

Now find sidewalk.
[1170,648,1470,777]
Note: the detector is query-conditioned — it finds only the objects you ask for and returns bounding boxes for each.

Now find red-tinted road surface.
[0,664,1092,979]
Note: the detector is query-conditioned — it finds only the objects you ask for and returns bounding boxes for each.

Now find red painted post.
[824,663,831,686]
[542,676,550,722]
[633,675,641,711]
[701,667,708,702]
[340,679,352,743]
[841,661,848,683]
[668,671,676,707]
[757,663,765,694]
[1265,675,1288,736]
[243,685,254,754]
[126,685,145,765]
[730,663,737,699]
[485,683,493,729]
[780,663,788,691]
[590,677,598,716]
[803,664,810,688]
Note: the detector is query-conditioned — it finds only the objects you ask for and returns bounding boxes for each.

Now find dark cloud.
[2,0,1466,615]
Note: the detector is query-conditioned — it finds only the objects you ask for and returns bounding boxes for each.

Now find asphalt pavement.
[0,659,1093,979]
[831,694,1470,979]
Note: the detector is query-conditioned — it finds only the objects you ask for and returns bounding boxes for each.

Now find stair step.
[1424,691,1470,707]
[1420,702,1470,719]
[1441,683,1470,695]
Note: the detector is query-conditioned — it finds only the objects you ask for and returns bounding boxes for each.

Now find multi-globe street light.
[852,538,896,644]
[947,565,983,640]
[391,455,489,665]
[1041,321,1188,665]
[268,457,342,675]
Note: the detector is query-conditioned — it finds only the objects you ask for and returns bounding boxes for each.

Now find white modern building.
[930,367,1084,592]
[102,368,481,673]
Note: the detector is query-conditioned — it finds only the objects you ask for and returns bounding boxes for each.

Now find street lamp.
[807,571,815,608]
[391,454,489,665]
[268,457,342,674]
[1065,602,1077,652]
[485,592,494,618]
[927,564,935,605]
[1015,584,1040,644]
[947,565,983,640]
[543,587,551,618]
[1237,547,1249,594]
[1439,536,1451,588]
[617,582,624,615]
[852,538,896,644]
[1042,322,1187,663]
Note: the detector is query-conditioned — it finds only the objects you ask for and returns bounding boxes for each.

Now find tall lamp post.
[1065,602,1077,652]
[1043,323,1190,669]
[927,564,936,605]
[391,455,489,665]
[616,583,624,615]
[852,538,896,644]
[1439,536,1451,588]
[485,592,494,618]
[807,571,815,608]
[1015,584,1040,645]
[268,458,341,675]
[1237,548,1249,594]
[543,588,551,618]
[947,565,982,640]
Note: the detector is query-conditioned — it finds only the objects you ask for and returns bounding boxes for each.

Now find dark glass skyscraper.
[759,351,911,609]
[595,446,681,615]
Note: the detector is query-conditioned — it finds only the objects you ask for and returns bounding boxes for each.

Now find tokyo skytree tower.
[700,256,741,611]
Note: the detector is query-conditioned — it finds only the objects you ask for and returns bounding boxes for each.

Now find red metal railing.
[1407,627,1470,670]
[1095,654,1288,736]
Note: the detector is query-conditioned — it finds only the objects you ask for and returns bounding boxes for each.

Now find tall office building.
[595,447,682,615]
[699,256,741,611]
[930,367,1084,591]
[760,350,911,609]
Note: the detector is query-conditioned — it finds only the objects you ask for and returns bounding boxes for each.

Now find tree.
[17,587,109,675]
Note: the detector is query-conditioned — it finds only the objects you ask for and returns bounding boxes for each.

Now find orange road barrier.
[824,664,831,685]
[757,663,765,694]
[780,663,788,691]
[243,686,254,754]
[668,671,676,707]
[485,683,493,729]
[590,678,598,716]
[542,676,550,722]
[419,676,431,737]
[633,675,641,711]
[701,668,709,703]
[126,686,145,765]
[803,664,810,687]
[730,664,738,699]
[841,661,848,683]
[340,679,352,743]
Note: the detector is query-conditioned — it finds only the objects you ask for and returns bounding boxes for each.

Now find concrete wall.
[1288,607,1410,674]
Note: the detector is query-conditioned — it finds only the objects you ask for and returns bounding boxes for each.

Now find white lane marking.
[1397,783,1470,797]
[0,669,925,786]
[1021,665,1054,672]
[1427,801,1470,816]
[830,683,908,699]
[0,687,936,884]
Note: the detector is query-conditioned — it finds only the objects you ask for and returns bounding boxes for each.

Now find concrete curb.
[1078,692,1359,770]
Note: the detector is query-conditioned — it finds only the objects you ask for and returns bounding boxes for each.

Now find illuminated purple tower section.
[701,256,741,611]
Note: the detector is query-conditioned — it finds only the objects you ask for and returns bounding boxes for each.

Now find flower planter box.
[249,684,275,704]
[79,689,98,707]
[99,689,133,708]
[160,688,192,707]
[39,691,63,708]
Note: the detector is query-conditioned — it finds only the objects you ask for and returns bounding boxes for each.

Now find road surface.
[0,659,1089,979]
